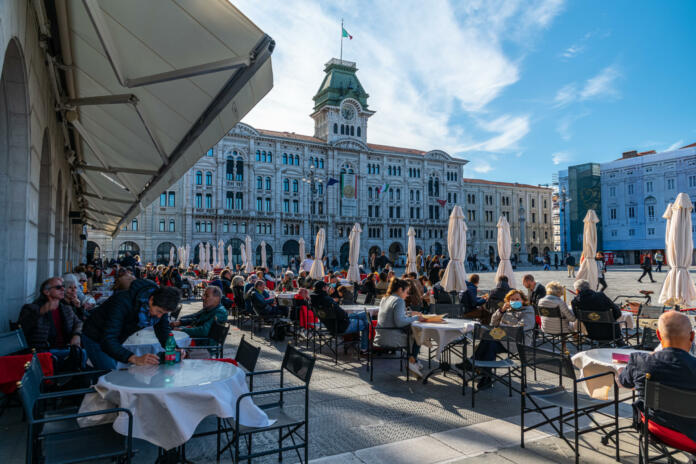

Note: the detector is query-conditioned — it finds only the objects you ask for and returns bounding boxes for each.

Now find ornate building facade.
[88,58,554,267]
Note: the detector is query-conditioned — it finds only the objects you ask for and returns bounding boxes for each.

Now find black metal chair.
[467,325,523,408]
[228,345,316,463]
[355,293,368,305]
[311,304,361,364]
[534,306,575,353]
[640,373,696,463]
[0,329,29,356]
[577,309,629,349]
[18,356,133,464]
[170,303,183,321]
[235,335,261,389]
[368,311,413,382]
[637,319,661,351]
[518,344,619,464]
[186,321,230,358]
[431,303,463,319]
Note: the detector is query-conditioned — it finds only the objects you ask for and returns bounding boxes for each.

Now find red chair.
[266,280,275,290]
[0,352,53,394]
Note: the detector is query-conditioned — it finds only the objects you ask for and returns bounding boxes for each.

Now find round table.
[411,319,477,356]
[571,348,648,399]
[82,359,274,450]
[341,304,380,316]
[275,292,299,300]
[120,328,190,369]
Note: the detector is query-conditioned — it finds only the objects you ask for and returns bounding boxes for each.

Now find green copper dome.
[312,58,369,111]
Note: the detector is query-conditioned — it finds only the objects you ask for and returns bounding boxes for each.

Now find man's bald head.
[657,311,695,351]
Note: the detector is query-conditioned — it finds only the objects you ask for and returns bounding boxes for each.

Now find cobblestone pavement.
[0,266,681,463]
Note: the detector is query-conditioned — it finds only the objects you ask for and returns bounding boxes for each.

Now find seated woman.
[360,273,377,303]
[280,271,295,291]
[375,272,389,294]
[336,285,354,305]
[373,278,426,378]
[469,289,535,391]
[220,269,233,296]
[62,274,87,321]
[404,279,424,313]
[537,281,576,335]
[231,275,246,313]
[294,287,317,329]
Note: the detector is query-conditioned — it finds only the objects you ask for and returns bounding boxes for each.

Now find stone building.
[89,58,554,269]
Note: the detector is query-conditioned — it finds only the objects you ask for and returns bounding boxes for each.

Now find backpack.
[269,320,289,341]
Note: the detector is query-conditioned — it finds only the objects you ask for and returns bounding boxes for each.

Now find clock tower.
[311,58,374,143]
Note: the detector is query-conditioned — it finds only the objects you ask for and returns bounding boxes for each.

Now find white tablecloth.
[571,348,649,399]
[411,319,477,356]
[83,359,274,450]
[341,304,380,316]
[119,328,190,369]
[275,292,299,300]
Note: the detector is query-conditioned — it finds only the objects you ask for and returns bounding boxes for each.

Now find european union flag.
[327,177,339,186]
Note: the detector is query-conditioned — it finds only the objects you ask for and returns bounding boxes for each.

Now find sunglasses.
[50,285,65,290]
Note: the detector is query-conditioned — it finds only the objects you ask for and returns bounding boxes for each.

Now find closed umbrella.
[227,245,232,268]
[205,242,211,272]
[240,244,246,272]
[212,244,218,268]
[347,223,362,282]
[260,240,267,268]
[186,244,191,267]
[406,227,417,274]
[575,210,599,290]
[442,205,468,292]
[218,240,224,268]
[245,235,254,273]
[177,247,183,268]
[662,203,673,268]
[168,246,175,267]
[309,228,325,279]
[659,193,696,306]
[495,216,516,289]
[298,238,306,263]
[198,243,204,268]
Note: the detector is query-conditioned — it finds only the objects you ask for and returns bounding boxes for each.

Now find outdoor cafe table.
[274,291,299,300]
[411,319,477,357]
[341,304,380,316]
[81,359,274,450]
[118,328,190,369]
[571,348,649,400]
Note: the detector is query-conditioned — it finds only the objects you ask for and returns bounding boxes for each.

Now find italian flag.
[377,183,389,194]
[342,27,353,40]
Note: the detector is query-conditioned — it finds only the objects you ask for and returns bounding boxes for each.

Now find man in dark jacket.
[82,279,181,369]
[431,269,453,304]
[460,274,487,319]
[522,274,546,308]
[565,253,576,278]
[310,281,369,350]
[376,251,392,271]
[171,286,227,348]
[571,279,623,344]
[19,277,86,369]
[486,275,510,314]
[245,280,283,318]
[638,253,656,283]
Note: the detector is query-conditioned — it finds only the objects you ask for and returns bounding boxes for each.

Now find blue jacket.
[460,281,486,312]
[83,279,173,363]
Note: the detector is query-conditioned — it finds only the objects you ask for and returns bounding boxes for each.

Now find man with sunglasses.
[18,277,86,370]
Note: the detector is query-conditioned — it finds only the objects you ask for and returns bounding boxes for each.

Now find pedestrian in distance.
[638,253,656,283]
[565,253,576,278]
[596,252,608,292]
[554,254,559,270]
[654,250,664,272]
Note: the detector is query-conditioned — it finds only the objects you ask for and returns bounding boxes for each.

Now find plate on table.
[422,314,447,323]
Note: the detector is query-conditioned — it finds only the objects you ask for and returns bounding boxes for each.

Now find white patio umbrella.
[244,235,254,273]
[260,240,267,268]
[441,205,468,292]
[406,227,418,274]
[168,246,175,267]
[177,247,183,268]
[659,193,696,306]
[662,202,673,268]
[212,244,218,268]
[240,244,247,272]
[205,242,211,272]
[347,223,362,282]
[198,243,204,269]
[185,244,191,267]
[298,238,306,263]
[495,216,516,289]
[575,210,599,290]
[218,239,224,268]
[227,245,232,268]
[309,228,326,279]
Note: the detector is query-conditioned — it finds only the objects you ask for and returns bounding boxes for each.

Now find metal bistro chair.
[311,304,361,365]
[577,309,629,349]
[228,345,316,464]
[18,356,134,464]
[467,325,523,407]
[518,344,619,464]
[0,329,28,356]
[534,306,575,353]
[355,293,368,305]
[431,303,463,319]
[186,321,230,359]
[635,305,665,345]
[368,310,413,382]
[640,373,696,463]
[637,319,661,351]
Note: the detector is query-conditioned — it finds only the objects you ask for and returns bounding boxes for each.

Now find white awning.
[59,0,274,235]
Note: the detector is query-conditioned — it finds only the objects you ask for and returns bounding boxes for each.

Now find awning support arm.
[80,164,158,176]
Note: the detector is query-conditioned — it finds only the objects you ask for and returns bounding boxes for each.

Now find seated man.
[619,311,696,443]
[571,279,623,344]
[431,269,453,304]
[460,274,488,320]
[522,274,546,308]
[19,277,86,371]
[310,281,369,352]
[171,286,227,347]
[82,279,182,370]
[245,280,284,319]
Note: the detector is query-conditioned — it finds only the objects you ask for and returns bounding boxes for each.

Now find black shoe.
[455,359,473,371]
[476,377,493,391]
[651,280,656,283]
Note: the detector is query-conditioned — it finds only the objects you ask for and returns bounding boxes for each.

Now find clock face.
[341,106,355,120]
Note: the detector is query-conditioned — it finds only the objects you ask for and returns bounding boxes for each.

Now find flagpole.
[340,18,343,62]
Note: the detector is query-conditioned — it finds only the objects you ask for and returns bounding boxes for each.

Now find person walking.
[554,254,559,270]
[596,252,608,292]
[654,250,664,272]
[565,253,576,278]
[638,253,656,283]
[543,254,551,271]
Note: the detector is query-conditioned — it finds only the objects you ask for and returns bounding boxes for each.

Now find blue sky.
[235,0,696,185]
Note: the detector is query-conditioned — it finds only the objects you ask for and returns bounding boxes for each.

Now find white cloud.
[553,65,621,107]
[551,151,571,165]
[233,0,564,154]
[554,83,578,107]
[561,45,583,59]
[665,140,684,152]
[556,110,590,140]
[471,159,493,174]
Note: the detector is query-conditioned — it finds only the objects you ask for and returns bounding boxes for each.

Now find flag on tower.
[342,27,353,40]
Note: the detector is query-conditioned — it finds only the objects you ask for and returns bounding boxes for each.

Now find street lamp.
[302,167,323,255]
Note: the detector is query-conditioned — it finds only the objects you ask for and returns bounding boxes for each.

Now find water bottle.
[164,333,177,365]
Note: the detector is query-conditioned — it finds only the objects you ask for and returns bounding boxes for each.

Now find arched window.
[265,177,271,190]
[267,151,272,163]
[158,219,165,231]
[350,126,355,136]
[195,171,202,185]
[206,221,213,233]
[368,187,373,199]
[169,219,175,232]
[283,178,290,192]
[292,179,299,192]
[309,156,314,167]
[236,158,244,181]
[226,191,234,209]
[235,192,243,209]
[333,123,338,134]
[357,126,361,137]
[195,221,201,232]
[256,176,262,189]
[226,156,234,180]
[434,178,440,196]
[261,151,267,162]
[340,125,345,135]
[428,178,433,196]
[205,194,212,208]
[295,155,300,165]
[156,242,176,265]
[195,193,202,208]
[319,159,324,169]
[282,153,288,164]
[131,219,138,231]
[205,172,212,185]
[255,150,260,161]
